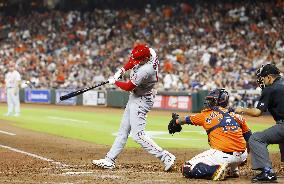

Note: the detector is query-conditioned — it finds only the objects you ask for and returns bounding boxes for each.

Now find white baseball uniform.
[105,49,171,163]
[187,148,248,173]
[5,70,21,116]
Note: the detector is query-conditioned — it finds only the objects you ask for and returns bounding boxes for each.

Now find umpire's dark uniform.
[249,75,284,171]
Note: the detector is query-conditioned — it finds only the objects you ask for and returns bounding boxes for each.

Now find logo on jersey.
[206,111,219,124]
[222,117,239,132]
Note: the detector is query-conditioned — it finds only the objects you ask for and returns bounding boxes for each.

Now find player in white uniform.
[4,63,21,116]
[92,44,176,171]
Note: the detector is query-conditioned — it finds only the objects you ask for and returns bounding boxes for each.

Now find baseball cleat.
[162,151,176,171]
[227,167,240,178]
[181,163,192,178]
[251,171,277,183]
[212,163,229,181]
[92,159,115,169]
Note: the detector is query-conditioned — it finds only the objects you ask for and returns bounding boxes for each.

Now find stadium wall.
[0,88,260,113]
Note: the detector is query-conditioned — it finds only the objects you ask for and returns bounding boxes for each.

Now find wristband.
[185,116,192,125]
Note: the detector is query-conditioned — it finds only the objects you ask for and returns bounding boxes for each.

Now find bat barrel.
[59,81,109,101]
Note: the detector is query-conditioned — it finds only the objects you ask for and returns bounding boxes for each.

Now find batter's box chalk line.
[0,144,70,169]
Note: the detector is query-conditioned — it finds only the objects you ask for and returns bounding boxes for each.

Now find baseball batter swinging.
[92,44,176,171]
[168,89,252,181]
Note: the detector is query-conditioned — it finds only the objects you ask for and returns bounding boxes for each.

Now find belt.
[223,151,245,155]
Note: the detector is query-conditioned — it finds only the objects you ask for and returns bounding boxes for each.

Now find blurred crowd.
[0,0,284,92]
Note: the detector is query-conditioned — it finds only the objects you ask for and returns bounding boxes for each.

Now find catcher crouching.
[168,88,252,181]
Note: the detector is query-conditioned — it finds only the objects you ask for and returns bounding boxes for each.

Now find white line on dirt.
[61,171,122,179]
[62,171,94,176]
[0,144,69,168]
[47,116,90,124]
[0,130,16,136]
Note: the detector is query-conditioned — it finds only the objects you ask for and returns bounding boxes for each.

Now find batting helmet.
[204,88,229,108]
[256,63,280,89]
[130,44,151,65]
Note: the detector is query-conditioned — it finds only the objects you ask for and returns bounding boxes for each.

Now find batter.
[92,44,175,171]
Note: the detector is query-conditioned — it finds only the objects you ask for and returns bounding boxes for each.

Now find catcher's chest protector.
[206,108,240,135]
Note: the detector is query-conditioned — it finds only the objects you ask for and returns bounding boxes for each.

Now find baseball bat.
[60,81,109,101]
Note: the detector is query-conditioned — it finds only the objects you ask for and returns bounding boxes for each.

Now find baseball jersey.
[256,77,284,121]
[130,54,159,96]
[187,107,250,152]
[5,70,21,88]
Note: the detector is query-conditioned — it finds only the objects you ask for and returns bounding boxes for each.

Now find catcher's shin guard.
[182,162,225,180]
[212,163,229,181]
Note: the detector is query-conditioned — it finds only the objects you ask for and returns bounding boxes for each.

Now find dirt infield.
[0,104,283,184]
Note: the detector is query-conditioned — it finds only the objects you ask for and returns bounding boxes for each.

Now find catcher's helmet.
[130,44,151,65]
[204,88,229,108]
[256,63,280,89]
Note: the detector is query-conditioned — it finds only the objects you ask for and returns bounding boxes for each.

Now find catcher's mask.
[256,63,280,89]
[204,88,229,108]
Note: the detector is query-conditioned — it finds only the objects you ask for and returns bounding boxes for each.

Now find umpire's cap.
[257,63,280,78]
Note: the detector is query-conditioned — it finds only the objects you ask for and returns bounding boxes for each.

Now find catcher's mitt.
[168,113,182,134]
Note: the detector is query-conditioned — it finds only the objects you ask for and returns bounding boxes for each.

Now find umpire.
[236,63,284,183]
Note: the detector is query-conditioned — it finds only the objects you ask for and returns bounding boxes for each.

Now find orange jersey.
[188,107,250,152]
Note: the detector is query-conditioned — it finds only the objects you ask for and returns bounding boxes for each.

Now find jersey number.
[152,58,159,82]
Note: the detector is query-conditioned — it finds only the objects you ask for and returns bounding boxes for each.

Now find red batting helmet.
[130,44,151,65]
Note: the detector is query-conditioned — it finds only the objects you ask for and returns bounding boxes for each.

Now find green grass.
[0,105,279,152]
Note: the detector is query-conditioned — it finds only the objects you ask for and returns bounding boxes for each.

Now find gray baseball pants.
[249,121,284,170]
[105,94,165,162]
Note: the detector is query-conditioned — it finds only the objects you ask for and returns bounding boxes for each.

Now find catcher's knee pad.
[182,162,219,179]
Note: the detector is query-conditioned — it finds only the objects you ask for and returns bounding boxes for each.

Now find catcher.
[168,88,252,181]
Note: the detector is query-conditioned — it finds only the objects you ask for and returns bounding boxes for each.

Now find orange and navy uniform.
[185,107,250,153]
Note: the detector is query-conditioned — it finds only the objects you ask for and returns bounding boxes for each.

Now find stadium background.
[0,0,284,183]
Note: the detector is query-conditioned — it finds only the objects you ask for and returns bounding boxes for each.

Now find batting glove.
[108,77,116,85]
[113,68,125,81]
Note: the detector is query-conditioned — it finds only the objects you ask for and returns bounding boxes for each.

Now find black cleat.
[251,171,277,183]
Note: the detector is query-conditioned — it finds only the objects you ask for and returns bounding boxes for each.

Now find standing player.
[92,44,176,171]
[4,63,21,116]
[236,63,283,183]
[168,89,251,181]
